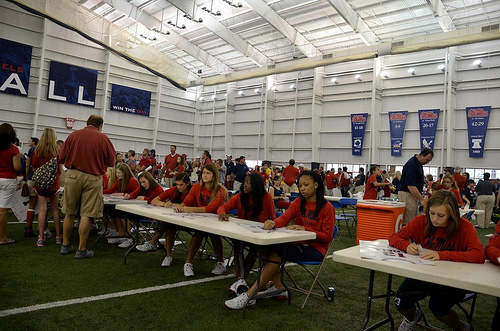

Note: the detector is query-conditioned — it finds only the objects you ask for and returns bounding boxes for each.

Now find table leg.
[361,270,395,331]
[123,214,139,265]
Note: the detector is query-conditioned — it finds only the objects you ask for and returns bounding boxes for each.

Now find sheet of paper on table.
[359,240,435,265]
[237,222,299,234]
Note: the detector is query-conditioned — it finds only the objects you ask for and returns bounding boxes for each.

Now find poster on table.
[351,113,368,156]
[418,109,440,151]
[47,61,98,107]
[466,106,491,158]
[0,38,32,96]
[388,111,408,157]
[110,84,151,117]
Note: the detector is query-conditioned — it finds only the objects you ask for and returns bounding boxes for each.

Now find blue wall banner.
[110,84,151,117]
[47,61,97,107]
[466,106,491,158]
[0,38,32,96]
[389,111,408,157]
[351,113,368,156]
[418,109,440,151]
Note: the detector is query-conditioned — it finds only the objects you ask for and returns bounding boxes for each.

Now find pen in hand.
[408,236,421,255]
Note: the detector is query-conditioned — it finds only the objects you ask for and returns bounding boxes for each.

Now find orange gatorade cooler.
[356,200,406,244]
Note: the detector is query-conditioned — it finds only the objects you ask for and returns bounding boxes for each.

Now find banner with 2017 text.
[388,111,408,157]
[110,84,151,117]
[0,38,32,96]
[466,106,491,158]
[418,109,440,151]
[351,113,368,156]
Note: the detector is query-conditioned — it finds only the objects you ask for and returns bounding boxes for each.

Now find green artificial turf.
[0,212,497,331]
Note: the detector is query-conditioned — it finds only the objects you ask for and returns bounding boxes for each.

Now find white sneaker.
[211,261,226,276]
[107,237,126,244]
[257,285,288,301]
[398,308,422,331]
[105,229,119,237]
[460,321,471,331]
[161,256,173,267]
[118,238,134,248]
[44,229,53,238]
[184,263,194,277]
[224,293,256,310]
[228,279,248,296]
[136,241,157,252]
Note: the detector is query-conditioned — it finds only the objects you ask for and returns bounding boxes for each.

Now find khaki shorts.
[62,169,103,218]
[398,191,419,225]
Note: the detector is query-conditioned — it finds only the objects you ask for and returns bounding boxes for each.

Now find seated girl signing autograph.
[389,190,484,331]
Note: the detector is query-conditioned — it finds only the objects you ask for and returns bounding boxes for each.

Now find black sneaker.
[75,249,94,260]
[60,244,74,255]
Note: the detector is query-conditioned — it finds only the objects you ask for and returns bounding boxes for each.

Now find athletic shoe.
[224,293,256,310]
[24,226,35,238]
[184,263,195,277]
[228,279,249,296]
[105,229,119,237]
[90,223,98,232]
[257,285,288,300]
[75,249,94,260]
[118,238,134,248]
[73,221,80,229]
[60,244,74,255]
[98,227,107,235]
[107,237,126,244]
[55,237,63,245]
[136,241,157,252]
[44,229,53,238]
[211,261,226,276]
[161,256,173,267]
[398,308,422,331]
[460,321,471,331]
[36,239,45,247]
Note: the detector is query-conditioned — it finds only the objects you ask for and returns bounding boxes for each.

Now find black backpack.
[32,156,58,190]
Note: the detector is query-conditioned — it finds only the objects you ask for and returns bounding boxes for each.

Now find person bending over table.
[174,163,228,277]
[485,221,500,331]
[388,190,484,331]
[217,173,276,296]
[224,170,335,310]
[136,173,192,267]
[103,163,139,247]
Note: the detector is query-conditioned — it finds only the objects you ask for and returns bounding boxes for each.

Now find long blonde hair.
[106,166,117,189]
[35,128,58,158]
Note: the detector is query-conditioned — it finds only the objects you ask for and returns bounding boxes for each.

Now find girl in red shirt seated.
[218,173,276,295]
[136,173,192,268]
[125,171,163,202]
[485,222,500,331]
[389,190,484,331]
[175,163,228,277]
[224,170,335,310]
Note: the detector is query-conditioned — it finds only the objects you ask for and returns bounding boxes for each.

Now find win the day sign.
[110,84,151,117]
[466,106,491,158]
[351,113,368,156]
[0,38,32,96]
[388,111,408,157]
[47,61,98,107]
[418,109,440,151]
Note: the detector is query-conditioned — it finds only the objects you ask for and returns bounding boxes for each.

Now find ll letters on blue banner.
[110,84,151,117]
[0,38,32,96]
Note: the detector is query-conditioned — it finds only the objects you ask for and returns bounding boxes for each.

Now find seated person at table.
[218,173,276,295]
[103,163,139,246]
[389,190,484,331]
[224,170,335,310]
[124,171,164,203]
[136,173,192,267]
[485,221,500,331]
[174,163,227,277]
[440,174,464,207]
[363,165,390,200]
[270,175,290,210]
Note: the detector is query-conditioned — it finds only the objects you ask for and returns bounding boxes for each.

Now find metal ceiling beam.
[102,0,232,75]
[426,0,456,32]
[243,0,321,58]
[166,0,270,67]
[326,0,379,46]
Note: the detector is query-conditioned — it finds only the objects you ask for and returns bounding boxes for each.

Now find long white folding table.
[332,245,500,330]
[116,203,316,317]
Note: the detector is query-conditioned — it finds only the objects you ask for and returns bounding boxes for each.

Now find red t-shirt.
[59,126,115,176]
[282,165,299,186]
[129,184,164,203]
[363,174,378,200]
[158,186,189,204]
[325,172,338,190]
[182,183,226,213]
[486,222,500,265]
[32,151,60,192]
[0,144,20,179]
[138,157,152,169]
[164,153,179,178]
[453,173,467,192]
[259,171,269,184]
[103,177,139,194]
[217,193,276,222]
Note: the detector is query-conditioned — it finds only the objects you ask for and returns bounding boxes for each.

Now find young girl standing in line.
[363,165,390,200]
[389,190,484,331]
[175,163,227,277]
[217,173,276,295]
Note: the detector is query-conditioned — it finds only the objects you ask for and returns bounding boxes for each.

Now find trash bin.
[356,200,406,244]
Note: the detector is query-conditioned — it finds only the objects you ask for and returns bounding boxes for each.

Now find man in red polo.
[161,145,179,187]
[282,159,299,193]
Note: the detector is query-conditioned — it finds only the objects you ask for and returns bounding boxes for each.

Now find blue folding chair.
[285,225,338,308]
[330,201,354,238]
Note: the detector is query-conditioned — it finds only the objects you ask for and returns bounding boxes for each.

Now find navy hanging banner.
[418,109,440,151]
[466,106,491,158]
[389,111,408,157]
[0,38,32,96]
[47,61,97,107]
[110,84,151,117]
[351,113,368,156]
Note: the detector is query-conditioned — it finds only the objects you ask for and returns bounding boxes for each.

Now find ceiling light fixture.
[271,85,277,91]
[473,60,482,68]
[381,71,388,78]
[254,88,260,93]
[354,74,362,81]
[199,96,204,101]
[223,0,243,8]
[238,91,244,96]
[437,64,445,72]
[168,9,186,29]
[408,68,416,75]
[202,0,221,16]
[183,13,203,23]
[331,77,338,84]
[289,84,295,89]
[150,26,170,35]
[211,95,216,100]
